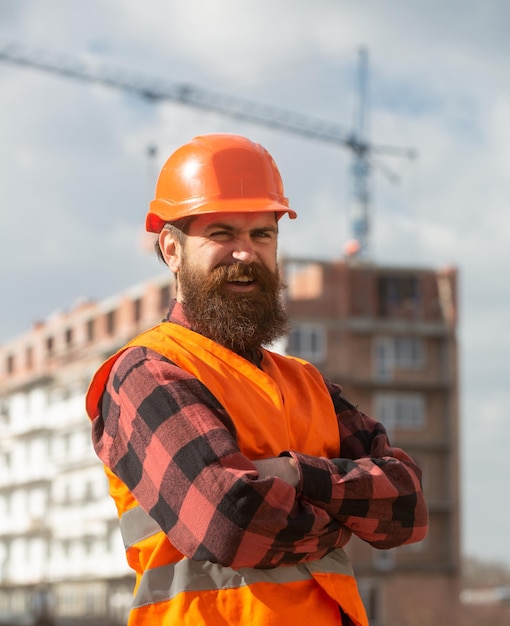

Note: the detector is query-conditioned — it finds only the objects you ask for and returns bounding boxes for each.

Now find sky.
[0,1,509,566]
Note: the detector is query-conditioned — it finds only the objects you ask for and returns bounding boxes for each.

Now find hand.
[252,456,299,488]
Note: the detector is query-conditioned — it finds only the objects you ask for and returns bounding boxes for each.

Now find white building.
[0,273,173,625]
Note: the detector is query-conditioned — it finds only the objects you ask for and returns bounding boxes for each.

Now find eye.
[208,230,233,241]
[251,230,274,239]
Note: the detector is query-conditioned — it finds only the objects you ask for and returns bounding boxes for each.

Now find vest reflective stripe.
[132,549,354,609]
[120,506,162,550]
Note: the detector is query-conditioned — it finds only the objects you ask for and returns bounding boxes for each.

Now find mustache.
[210,262,267,283]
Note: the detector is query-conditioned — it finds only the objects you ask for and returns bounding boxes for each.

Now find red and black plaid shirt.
[92,300,428,570]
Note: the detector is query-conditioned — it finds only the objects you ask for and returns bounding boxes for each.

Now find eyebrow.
[203,222,278,234]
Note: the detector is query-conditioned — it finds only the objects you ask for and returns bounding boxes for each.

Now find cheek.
[261,247,278,270]
[203,245,234,269]
[184,247,221,274]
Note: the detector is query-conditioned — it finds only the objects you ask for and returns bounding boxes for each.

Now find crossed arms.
[93,347,428,569]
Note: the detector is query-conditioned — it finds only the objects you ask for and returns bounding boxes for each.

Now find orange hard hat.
[146,133,297,233]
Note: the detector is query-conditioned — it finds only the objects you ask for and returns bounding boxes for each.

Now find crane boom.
[0,42,354,146]
[0,42,415,256]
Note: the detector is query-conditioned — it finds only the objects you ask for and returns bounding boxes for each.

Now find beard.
[178,258,290,355]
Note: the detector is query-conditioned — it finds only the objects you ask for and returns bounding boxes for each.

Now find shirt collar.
[165,299,191,328]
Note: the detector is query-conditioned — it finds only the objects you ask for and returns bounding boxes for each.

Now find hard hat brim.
[146,198,297,233]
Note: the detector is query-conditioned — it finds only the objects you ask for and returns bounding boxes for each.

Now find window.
[6,354,15,375]
[46,336,54,357]
[2,494,11,516]
[83,536,94,556]
[61,539,71,558]
[84,481,95,503]
[160,285,171,312]
[86,318,95,342]
[0,401,9,425]
[65,327,73,348]
[0,451,11,472]
[133,298,143,323]
[373,337,393,381]
[374,392,426,433]
[63,483,72,505]
[287,324,326,362]
[373,336,425,380]
[25,346,33,370]
[373,547,395,571]
[106,310,116,336]
[378,274,421,317]
[394,336,424,368]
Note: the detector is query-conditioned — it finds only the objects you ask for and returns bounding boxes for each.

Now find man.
[86,134,428,626]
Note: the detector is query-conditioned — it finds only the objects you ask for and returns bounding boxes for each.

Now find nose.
[231,235,257,264]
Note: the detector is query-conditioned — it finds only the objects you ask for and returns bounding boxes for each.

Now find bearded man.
[86,134,428,626]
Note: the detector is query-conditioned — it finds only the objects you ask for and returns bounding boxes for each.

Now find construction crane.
[0,41,415,257]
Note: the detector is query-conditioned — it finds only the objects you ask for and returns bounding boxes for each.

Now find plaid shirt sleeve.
[285,380,428,549]
[94,346,427,570]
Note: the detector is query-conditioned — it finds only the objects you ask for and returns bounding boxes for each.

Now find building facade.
[0,273,174,625]
[0,259,460,625]
[284,258,461,625]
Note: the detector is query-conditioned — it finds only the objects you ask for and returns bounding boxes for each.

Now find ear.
[159,229,183,273]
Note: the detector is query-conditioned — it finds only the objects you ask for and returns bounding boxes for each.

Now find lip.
[225,279,257,292]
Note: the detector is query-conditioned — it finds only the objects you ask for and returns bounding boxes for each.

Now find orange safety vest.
[86,322,369,626]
